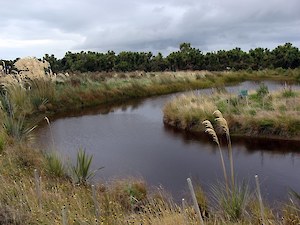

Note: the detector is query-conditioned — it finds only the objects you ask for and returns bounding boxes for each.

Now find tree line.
[2,42,300,73]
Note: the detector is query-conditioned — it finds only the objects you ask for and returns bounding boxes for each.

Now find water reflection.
[35,81,300,203]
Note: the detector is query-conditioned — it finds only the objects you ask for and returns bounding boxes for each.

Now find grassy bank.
[0,69,300,224]
[1,143,300,224]
[3,68,297,115]
[163,82,300,140]
[54,69,300,111]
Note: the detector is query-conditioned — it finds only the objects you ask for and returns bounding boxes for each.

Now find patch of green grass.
[282,89,298,98]
[45,152,66,178]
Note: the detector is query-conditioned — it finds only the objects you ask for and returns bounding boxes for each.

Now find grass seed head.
[202,120,219,145]
[214,110,229,135]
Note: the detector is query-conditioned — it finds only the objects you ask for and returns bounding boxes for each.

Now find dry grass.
[0,142,291,225]
[163,88,300,139]
[163,92,218,131]
[0,70,300,224]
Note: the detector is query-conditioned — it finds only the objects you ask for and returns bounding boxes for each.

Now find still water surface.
[36,81,300,203]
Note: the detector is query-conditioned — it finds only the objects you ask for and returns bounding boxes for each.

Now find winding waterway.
[36,81,300,203]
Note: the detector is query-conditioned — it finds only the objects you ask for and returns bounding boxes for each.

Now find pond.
[36,81,300,203]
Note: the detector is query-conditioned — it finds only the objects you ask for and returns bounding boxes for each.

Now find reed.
[214,110,234,188]
[202,120,229,194]
[203,112,251,222]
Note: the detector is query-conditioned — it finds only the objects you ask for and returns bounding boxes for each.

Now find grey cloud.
[1,0,300,59]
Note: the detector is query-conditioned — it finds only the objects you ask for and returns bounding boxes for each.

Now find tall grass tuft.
[3,84,33,117]
[29,79,56,105]
[2,114,36,142]
[204,111,251,222]
[202,119,229,194]
[71,148,104,185]
[194,182,209,219]
[45,152,66,178]
[0,86,36,142]
[282,190,300,225]
[214,110,235,188]
[211,181,250,222]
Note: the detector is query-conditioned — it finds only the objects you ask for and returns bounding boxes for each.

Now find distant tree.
[166,51,182,71]
[226,47,250,70]
[3,42,300,73]
[43,54,61,73]
[216,50,229,70]
[203,52,220,71]
[150,53,168,71]
[271,43,300,69]
[104,51,116,72]
[249,48,267,70]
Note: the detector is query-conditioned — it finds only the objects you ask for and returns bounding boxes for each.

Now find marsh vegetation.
[163,82,300,139]
[0,58,300,224]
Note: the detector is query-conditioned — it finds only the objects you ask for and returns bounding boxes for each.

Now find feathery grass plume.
[202,120,219,145]
[213,110,234,188]
[213,110,229,135]
[202,120,228,194]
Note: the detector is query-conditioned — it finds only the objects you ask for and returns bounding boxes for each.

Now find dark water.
[36,81,300,203]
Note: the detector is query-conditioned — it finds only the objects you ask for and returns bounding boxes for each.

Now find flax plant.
[72,148,104,185]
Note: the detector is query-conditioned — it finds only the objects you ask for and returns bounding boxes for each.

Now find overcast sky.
[1,0,300,59]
